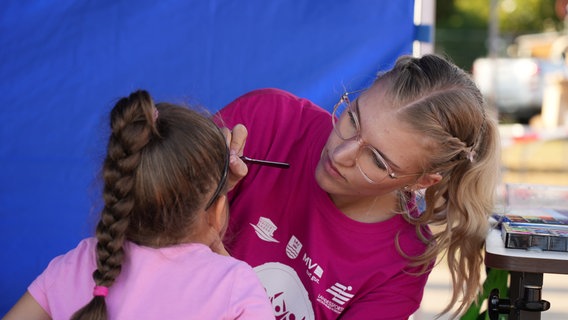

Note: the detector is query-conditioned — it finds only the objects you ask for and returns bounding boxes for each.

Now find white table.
[485,228,568,319]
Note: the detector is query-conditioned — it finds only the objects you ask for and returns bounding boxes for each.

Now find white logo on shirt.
[255,262,315,320]
[316,282,354,314]
[302,253,324,283]
[286,235,303,259]
[250,217,279,243]
[326,282,354,305]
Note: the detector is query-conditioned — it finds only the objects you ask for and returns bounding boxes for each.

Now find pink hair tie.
[93,285,109,297]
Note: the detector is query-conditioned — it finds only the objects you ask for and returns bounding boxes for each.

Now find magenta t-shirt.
[28,238,274,319]
[217,88,432,320]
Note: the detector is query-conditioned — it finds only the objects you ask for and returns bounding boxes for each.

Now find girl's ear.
[207,195,228,234]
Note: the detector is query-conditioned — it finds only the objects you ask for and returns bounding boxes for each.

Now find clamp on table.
[488,285,550,319]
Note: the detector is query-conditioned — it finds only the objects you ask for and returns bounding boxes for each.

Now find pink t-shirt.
[28,238,274,319]
[217,88,432,320]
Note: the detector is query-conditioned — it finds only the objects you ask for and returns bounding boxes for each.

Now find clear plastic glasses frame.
[331,91,422,183]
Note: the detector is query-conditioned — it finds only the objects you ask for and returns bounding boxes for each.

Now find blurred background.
[423,2,568,319]
[2,0,568,319]
[435,0,568,186]
[434,0,568,195]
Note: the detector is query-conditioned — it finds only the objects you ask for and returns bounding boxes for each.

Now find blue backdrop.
[0,0,421,313]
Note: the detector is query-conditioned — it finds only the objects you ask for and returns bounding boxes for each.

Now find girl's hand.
[220,124,249,191]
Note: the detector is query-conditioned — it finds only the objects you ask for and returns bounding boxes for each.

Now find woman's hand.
[220,124,249,191]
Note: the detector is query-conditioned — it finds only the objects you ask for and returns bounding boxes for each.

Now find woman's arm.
[3,291,51,320]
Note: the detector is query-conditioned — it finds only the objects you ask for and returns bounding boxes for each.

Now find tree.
[435,0,563,70]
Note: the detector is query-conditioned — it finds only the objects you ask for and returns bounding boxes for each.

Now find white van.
[472,57,567,123]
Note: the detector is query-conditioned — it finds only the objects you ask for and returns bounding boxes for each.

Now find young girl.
[217,54,501,319]
[4,90,274,320]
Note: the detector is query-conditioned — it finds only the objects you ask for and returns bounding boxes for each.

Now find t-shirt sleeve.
[27,250,75,315]
[228,262,275,319]
[27,238,95,317]
[213,88,331,201]
[27,262,53,315]
[214,88,330,158]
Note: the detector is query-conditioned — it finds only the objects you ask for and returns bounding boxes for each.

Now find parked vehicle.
[472,57,568,123]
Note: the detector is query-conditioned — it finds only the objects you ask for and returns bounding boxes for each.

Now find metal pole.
[413,0,436,56]
[488,0,500,118]
[489,0,499,59]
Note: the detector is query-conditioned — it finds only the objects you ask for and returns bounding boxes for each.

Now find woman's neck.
[330,191,400,223]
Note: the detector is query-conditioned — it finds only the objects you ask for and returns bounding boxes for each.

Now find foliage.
[498,0,561,33]
[435,0,563,70]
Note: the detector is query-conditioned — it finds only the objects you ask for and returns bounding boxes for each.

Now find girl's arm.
[3,291,50,320]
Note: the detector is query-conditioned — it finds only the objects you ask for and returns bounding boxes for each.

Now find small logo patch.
[250,217,279,243]
[286,235,303,259]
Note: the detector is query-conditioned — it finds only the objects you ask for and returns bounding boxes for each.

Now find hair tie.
[93,285,109,297]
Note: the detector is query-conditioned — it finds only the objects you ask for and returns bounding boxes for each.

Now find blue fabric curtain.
[0,0,416,312]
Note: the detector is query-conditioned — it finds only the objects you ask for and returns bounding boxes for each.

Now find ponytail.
[71,91,157,320]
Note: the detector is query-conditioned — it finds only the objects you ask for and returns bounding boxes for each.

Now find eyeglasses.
[204,147,230,210]
[331,91,423,184]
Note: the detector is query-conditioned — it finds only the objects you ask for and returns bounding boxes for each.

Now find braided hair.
[71,90,228,320]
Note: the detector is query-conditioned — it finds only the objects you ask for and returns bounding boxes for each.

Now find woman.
[216,54,501,319]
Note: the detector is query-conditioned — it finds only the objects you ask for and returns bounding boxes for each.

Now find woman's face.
[315,85,432,198]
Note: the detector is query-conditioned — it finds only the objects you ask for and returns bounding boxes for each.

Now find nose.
[330,139,360,166]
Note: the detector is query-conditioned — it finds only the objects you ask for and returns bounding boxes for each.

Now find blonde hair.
[377,54,501,318]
